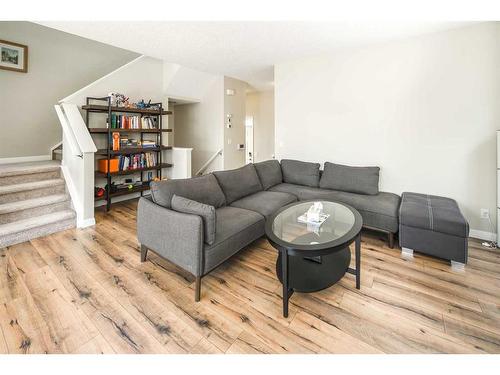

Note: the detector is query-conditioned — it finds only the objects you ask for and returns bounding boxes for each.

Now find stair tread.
[0,210,76,237]
[0,194,70,214]
[0,160,61,178]
[0,178,65,195]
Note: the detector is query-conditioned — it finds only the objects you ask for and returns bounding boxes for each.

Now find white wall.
[224,77,248,170]
[173,76,225,175]
[0,21,139,159]
[275,22,500,236]
[246,90,275,162]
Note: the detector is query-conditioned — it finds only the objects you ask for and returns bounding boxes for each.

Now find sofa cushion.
[399,192,469,237]
[269,183,400,232]
[269,183,332,200]
[150,174,226,209]
[281,159,321,188]
[328,190,400,232]
[213,164,263,204]
[204,206,265,273]
[171,195,216,245]
[320,162,380,195]
[230,191,297,220]
[254,160,283,190]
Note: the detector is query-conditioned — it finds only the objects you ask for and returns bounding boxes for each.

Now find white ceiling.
[40,21,467,90]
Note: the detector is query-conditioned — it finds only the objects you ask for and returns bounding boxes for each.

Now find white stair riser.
[0,218,75,248]
[0,201,70,225]
[0,184,66,204]
[0,170,61,186]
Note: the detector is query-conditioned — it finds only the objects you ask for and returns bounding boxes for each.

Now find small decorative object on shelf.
[108,92,129,107]
[84,95,173,211]
[94,187,105,198]
[135,99,161,111]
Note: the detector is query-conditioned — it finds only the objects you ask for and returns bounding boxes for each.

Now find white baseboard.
[0,155,51,165]
[469,229,497,242]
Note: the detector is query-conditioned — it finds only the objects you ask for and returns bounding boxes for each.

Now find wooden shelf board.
[89,128,172,133]
[95,185,151,201]
[82,104,171,115]
[96,146,172,155]
[95,163,173,177]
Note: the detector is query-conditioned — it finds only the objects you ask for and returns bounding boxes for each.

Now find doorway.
[245,116,254,164]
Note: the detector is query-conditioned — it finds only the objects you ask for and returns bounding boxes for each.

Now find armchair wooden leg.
[388,232,394,249]
[195,276,202,302]
[140,245,148,262]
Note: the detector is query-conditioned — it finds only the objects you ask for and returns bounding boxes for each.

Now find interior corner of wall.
[163,62,181,92]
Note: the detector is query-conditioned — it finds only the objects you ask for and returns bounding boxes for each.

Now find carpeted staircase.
[0,161,76,248]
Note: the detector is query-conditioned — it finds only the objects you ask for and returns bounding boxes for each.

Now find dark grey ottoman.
[399,192,469,268]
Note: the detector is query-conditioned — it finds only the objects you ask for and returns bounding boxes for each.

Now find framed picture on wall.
[0,39,28,73]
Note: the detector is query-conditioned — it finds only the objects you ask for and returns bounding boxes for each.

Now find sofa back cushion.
[171,195,216,245]
[150,174,226,209]
[213,164,263,204]
[281,159,321,188]
[254,160,283,190]
[320,162,380,195]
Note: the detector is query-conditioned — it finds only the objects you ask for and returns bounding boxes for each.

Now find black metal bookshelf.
[83,96,172,211]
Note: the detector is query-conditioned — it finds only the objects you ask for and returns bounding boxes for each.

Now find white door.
[245,116,254,164]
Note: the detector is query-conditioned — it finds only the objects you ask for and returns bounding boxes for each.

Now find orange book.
[112,132,120,151]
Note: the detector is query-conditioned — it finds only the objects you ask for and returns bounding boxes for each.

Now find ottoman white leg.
[401,247,414,258]
[451,261,465,271]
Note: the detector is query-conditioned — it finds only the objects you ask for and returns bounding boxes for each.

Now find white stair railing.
[196,149,223,176]
[54,103,97,228]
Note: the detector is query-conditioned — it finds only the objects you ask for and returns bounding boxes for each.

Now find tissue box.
[306,206,321,222]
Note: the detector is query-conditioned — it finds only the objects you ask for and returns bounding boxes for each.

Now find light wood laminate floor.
[0,199,499,354]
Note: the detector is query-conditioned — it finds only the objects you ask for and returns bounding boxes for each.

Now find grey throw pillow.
[281,159,321,188]
[150,174,226,209]
[320,162,380,195]
[213,164,263,204]
[254,160,283,190]
[171,195,216,245]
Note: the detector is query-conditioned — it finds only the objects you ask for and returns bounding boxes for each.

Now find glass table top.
[271,201,356,247]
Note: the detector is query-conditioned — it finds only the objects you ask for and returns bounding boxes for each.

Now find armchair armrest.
[137,197,204,276]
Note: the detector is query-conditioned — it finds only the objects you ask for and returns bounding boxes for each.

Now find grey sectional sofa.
[137,159,401,301]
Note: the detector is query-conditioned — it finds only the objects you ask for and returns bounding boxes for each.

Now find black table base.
[276,247,351,293]
[276,233,361,318]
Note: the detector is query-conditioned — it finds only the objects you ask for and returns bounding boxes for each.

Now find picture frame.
[0,39,28,73]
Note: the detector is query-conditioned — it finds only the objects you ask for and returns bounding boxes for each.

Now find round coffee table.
[265,200,363,317]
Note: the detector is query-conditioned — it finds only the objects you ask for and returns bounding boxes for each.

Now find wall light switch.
[227,138,232,145]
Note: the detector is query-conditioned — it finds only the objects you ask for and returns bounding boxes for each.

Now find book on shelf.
[141,140,157,148]
[119,137,139,148]
[106,114,158,130]
[116,153,157,172]
[109,114,142,129]
[141,116,158,129]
